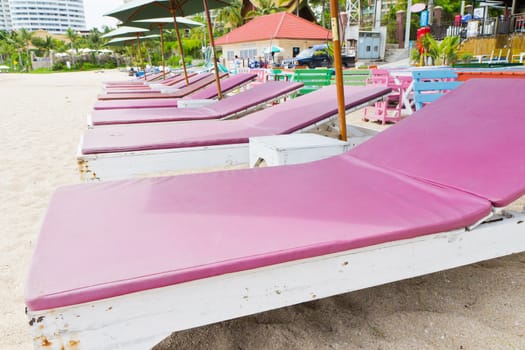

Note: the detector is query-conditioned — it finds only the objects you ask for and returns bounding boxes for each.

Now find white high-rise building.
[0,0,86,33]
[0,0,11,31]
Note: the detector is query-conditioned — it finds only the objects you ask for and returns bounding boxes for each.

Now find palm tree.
[31,35,55,57]
[244,0,288,20]
[18,28,33,71]
[439,36,460,65]
[216,0,243,29]
[87,28,104,51]
[421,34,460,66]
[65,27,79,65]
[0,35,15,65]
[0,31,17,66]
[85,28,105,65]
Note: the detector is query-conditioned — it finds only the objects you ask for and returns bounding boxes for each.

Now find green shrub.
[30,67,53,74]
[167,55,180,67]
[460,53,473,63]
[52,61,65,71]
[81,62,96,70]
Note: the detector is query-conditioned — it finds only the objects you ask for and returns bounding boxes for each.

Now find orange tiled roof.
[215,12,332,45]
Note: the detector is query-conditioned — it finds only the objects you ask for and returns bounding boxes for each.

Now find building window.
[239,48,257,60]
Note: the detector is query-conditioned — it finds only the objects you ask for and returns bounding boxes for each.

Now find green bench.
[338,69,371,86]
[293,69,333,95]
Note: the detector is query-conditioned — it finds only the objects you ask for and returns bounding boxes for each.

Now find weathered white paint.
[77,143,250,182]
[28,211,525,350]
[249,134,350,167]
[78,95,386,181]
[86,90,296,128]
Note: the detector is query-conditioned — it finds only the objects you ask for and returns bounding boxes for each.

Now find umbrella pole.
[136,34,147,80]
[132,43,137,73]
[159,24,166,80]
[329,0,347,141]
[203,0,223,99]
[169,3,190,85]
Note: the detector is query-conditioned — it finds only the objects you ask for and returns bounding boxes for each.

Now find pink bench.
[78,85,391,181]
[26,79,525,349]
[89,80,302,126]
[96,72,220,101]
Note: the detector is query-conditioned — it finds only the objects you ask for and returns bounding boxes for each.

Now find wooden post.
[159,24,166,80]
[203,0,223,99]
[136,34,146,80]
[169,1,190,85]
[329,0,347,141]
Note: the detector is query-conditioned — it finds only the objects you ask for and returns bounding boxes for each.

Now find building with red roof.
[215,12,332,68]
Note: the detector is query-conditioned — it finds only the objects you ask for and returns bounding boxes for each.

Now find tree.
[65,27,79,65]
[438,35,460,65]
[86,28,104,51]
[0,31,17,66]
[31,35,56,57]
[18,28,33,71]
[244,0,288,20]
[420,34,460,65]
[216,0,243,29]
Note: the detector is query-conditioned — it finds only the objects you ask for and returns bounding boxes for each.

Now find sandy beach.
[1,70,524,350]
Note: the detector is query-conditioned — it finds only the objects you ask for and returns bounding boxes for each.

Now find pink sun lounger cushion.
[104,72,202,94]
[82,85,391,154]
[89,81,303,125]
[27,79,522,312]
[104,74,185,90]
[92,73,251,110]
[96,73,217,101]
[25,155,490,310]
[351,78,525,207]
[103,71,166,86]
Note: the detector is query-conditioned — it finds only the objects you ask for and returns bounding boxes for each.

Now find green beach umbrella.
[129,17,204,79]
[131,16,203,30]
[105,0,232,98]
[102,26,158,39]
[105,34,160,47]
[104,0,230,22]
[103,26,162,78]
[105,34,160,75]
[263,45,284,54]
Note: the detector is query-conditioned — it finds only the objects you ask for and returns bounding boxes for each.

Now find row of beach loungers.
[25,69,525,349]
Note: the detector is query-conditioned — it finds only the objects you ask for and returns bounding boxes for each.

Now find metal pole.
[404,0,412,49]
[374,0,382,30]
[159,24,166,80]
[136,34,146,80]
[203,0,223,99]
[169,1,190,85]
[428,0,433,25]
[329,0,347,141]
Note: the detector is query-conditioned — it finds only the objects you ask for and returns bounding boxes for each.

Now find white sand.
[1,71,524,349]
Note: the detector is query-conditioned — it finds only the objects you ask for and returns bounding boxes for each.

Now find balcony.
[430,14,525,40]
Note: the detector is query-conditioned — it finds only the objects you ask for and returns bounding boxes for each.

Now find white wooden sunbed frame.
[27,209,525,349]
[77,96,385,181]
[85,88,297,129]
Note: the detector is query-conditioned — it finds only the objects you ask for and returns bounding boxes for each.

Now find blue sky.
[84,0,124,30]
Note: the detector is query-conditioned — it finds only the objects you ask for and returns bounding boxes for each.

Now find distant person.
[234,55,241,73]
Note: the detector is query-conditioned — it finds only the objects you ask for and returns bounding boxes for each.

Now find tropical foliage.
[0,0,467,72]
[216,0,243,30]
[244,0,288,20]
[0,27,121,72]
[413,34,460,65]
